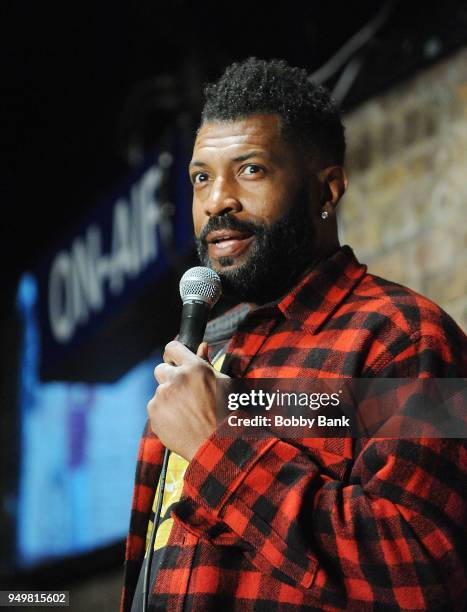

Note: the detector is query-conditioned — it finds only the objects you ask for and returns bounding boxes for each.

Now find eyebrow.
[189,150,271,168]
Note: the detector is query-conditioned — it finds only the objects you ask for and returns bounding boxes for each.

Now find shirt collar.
[208,245,367,337]
[276,245,367,334]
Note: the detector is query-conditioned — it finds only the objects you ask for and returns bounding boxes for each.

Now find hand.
[147,340,230,461]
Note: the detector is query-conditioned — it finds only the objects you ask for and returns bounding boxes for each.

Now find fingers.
[158,340,210,381]
[163,340,199,366]
[154,362,176,384]
[196,341,210,362]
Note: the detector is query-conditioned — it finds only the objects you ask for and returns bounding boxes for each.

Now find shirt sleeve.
[172,325,467,610]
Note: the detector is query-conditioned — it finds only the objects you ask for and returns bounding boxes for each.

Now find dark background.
[2,0,467,306]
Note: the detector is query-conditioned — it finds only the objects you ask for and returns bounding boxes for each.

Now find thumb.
[196,341,210,362]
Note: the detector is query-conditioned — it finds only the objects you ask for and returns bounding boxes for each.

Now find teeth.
[211,234,251,244]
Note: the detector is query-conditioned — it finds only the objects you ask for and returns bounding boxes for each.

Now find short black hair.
[201,57,346,166]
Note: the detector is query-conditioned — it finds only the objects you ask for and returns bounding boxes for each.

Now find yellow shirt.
[146,352,225,553]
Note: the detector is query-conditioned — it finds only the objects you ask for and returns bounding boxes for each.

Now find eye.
[192,171,209,184]
[241,164,264,177]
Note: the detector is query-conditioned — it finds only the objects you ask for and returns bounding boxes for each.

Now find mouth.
[206,229,256,259]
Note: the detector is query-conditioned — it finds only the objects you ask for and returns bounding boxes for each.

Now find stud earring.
[321,210,329,219]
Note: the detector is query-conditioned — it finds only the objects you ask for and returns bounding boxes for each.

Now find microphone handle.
[178,300,210,353]
[143,295,213,611]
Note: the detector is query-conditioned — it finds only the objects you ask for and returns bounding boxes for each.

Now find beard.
[196,191,317,304]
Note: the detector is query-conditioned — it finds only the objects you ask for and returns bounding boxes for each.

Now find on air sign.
[48,165,164,344]
[34,138,193,376]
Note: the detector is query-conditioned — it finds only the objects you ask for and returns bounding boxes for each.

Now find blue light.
[16,274,157,566]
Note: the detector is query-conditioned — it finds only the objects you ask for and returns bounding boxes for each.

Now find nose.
[204,176,242,217]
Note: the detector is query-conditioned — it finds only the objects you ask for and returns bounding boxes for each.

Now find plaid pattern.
[121,246,467,611]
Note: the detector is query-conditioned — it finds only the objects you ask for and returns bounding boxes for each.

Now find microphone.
[142,267,221,612]
[178,266,222,353]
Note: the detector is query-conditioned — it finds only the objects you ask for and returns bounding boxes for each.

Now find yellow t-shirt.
[145,352,225,554]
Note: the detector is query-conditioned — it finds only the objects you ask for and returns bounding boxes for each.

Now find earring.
[321,210,329,219]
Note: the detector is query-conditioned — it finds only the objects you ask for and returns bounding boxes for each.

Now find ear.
[318,166,348,214]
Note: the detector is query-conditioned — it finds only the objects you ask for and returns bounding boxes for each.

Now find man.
[122,58,466,611]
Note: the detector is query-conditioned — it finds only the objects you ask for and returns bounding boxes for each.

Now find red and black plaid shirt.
[121,245,466,611]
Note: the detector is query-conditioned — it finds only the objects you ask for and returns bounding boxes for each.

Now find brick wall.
[339,47,467,331]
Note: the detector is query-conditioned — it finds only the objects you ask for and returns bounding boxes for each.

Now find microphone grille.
[179,266,222,307]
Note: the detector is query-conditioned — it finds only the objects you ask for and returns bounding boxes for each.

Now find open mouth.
[206,229,256,258]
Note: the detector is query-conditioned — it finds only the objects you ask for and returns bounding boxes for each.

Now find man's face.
[190,114,320,303]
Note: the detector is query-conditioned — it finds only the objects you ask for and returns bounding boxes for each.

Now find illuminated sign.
[48,166,164,344]
[16,274,158,567]
[34,136,193,374]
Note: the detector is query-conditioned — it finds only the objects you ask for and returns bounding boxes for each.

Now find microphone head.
[179,266,222,307]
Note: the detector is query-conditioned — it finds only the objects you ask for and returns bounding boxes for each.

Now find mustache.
[198,215,263,244]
